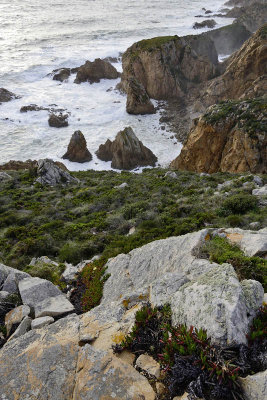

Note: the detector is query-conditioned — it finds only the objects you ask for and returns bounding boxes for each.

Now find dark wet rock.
[205,10,212,14]
[52,68,71,82]
[126,77,156,115]
[48,113,68,128]
[20,104,44,112]
[63,131,92,163]
[74,58,120,84]
[193,19,217,29]
[0,88,20,104]
[36,159,79,185]
[96,127,157,170]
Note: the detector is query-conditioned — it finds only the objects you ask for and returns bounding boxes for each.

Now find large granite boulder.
[63,130,92,163]
[74,58,120,84]
[5,305,31,337]
[36,159,79,185]
[171,97,267,173]
[0,88,19,104]
[96,127,157,170]
[239,370,267,400]
[0,263,30,293]
[18,277,74,318]
[126,77,155,115]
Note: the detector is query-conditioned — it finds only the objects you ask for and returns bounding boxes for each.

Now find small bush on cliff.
[218,193,258,215]
[201,236,267,290]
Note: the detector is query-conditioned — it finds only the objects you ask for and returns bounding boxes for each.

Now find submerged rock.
[96,127,157,170]
[74,58,120,84]
[63,130,92,163]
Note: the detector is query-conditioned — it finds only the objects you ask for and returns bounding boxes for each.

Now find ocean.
[0,0,232,171]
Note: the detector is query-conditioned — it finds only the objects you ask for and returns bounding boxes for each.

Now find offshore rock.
[48,112,69,128]
[193,19,217,29]
[36,158,79,185]
[0,88,19,104]
[171,98,267,173]
[96,127,157,170]
[126,77,155,115]
[63,130,92,163]
[74,58,120,84]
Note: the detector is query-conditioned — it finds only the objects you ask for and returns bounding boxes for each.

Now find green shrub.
[202,236,267,290]
[219,194,258,215]
[23,262,66,289]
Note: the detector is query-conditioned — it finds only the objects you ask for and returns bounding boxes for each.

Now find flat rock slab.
[225,228,267,257]
[8,316,32,341]
[31,316,54,330]
[18,277,74,318]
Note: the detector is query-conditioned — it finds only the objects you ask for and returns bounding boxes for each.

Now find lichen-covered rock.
[36,158,79,185]
[74,58,120,84]
[8,316,32,341]
[5,305,31,337]
[239,370,267,400]
[171,98,267,173]
[126,77,155,115]
[31,316,54,330]
[224,227,267,257]
[63,130,92,163]
[96,127,157,170]
[18,277,74,318]
[135,354,161,378]
[171,264,261,345]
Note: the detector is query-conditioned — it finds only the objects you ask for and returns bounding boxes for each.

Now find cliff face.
[198,25,267,108]
[171,98,267,173]
[122,36,218,101]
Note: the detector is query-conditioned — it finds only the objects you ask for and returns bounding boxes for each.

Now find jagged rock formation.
[36,159,79,185]
[121,35,218,101]
[96,127,157,170]
[171,98,267,173]
[198,25,267,108]
[0,88,19,104]
[225,2,267,33]
[74,58,120,84]
[0,228,265,399]
[48,113,69,128]
[63,131,92,163]
[126,77,155,114]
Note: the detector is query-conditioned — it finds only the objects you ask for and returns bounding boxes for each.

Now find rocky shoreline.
[0,1,266,398]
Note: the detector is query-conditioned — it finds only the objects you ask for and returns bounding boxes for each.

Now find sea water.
[0,0,233,171]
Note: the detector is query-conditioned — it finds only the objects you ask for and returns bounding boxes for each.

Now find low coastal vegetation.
[203,97,267,136]
[114,303,267,400]
[0,169,266,271]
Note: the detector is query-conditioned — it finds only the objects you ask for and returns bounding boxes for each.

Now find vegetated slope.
[0,168,266,270]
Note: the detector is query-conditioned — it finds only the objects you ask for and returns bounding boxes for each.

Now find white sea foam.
[0,0,230,170]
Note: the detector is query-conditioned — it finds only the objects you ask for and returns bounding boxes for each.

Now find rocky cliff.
[197,25,267,109]
[171,98,267,173]
[121,35,218,105]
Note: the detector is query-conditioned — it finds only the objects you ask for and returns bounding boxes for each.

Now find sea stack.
[63,131,92,163]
